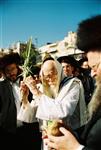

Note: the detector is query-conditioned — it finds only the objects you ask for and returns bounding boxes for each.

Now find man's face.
[81,61,89,69]
[42,60,58,86]
[87,51,101,81]
[61,62,74,77]
[4,63,18,82]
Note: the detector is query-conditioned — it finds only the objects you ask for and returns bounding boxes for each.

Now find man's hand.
[20,81,29,105]
[24,76,42,96]
[46,127,80,150]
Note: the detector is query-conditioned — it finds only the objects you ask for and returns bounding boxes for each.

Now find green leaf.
[22,37,33,79]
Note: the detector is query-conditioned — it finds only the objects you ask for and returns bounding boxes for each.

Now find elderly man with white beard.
[18,55,87,150]
[45,15,101,150]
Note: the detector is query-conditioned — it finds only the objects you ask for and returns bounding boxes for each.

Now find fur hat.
[1,52,21,69]
[76,15,101,52]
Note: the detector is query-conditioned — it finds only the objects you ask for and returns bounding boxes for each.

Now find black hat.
[1,52,21,69]
[77,15,101,52]
[57,55,80,69]
[42,52,54,63]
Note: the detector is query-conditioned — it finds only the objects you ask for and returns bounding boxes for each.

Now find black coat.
[0,78,42,149]
[0,79,16,134]
[77,107,101,150]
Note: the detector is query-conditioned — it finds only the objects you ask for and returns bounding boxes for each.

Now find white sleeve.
[17,100,38,123]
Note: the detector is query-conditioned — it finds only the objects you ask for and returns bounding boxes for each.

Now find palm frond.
[22,37,33,79]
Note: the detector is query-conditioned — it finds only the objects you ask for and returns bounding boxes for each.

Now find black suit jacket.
[0,79,17,134]
[0,78,41,149]
[77,107,101,150]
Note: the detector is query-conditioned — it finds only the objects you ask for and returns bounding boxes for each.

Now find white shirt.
[11,79,23,126]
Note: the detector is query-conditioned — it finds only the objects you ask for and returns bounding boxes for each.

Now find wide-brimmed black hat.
[57,55,80,69]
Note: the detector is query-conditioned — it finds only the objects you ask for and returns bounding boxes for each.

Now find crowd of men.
[0,14,101,150]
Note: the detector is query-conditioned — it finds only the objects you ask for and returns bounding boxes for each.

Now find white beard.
[88,76,101,119]
[49,85,57,98]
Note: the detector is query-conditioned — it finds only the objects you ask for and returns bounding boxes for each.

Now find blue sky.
[0,0,101,48]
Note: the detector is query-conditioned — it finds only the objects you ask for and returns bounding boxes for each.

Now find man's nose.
[91,70,96,78]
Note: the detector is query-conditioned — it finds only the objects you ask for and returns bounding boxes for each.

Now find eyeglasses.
[90,62,100,71]
[43,71,57,81]
[33,75,39,79]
